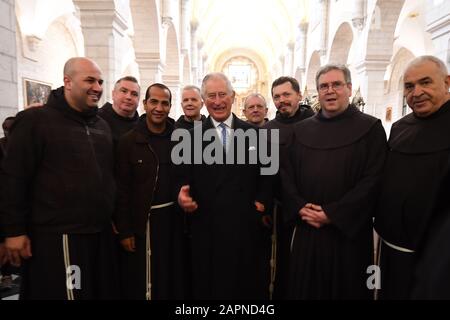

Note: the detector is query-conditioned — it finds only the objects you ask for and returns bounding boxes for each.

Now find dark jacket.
[114,115,175,239]
[264,104,315,146]
[175,114,272,299]
[174,114,206,130]
[246,118,269,127]
[0,87,116,236]
[98,102,139,147]
[263,104,315,203]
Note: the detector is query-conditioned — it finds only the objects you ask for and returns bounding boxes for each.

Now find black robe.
[263,104,314,299]
[282,105,387,299]
[175,114,206,130]
[412,154,450,299]
[374,100,450,299]
[98,102,138,148]
[115,118,184,299]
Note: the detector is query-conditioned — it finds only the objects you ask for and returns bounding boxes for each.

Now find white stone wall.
[16,19,79,109]
[426,0,450,68]
[0,0,19,126]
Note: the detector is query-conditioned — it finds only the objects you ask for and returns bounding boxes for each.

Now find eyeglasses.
[318,81,347,93]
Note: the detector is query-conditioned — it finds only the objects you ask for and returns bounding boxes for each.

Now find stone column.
[319,0,329,58]
[0,0,18,123]
[190,20,198,84]
[136,52,165,85]
[352,0,366,31]
[355,58,390,119]
[287,41,295,76]
[164,77,181,119]
[297,21,308,72]
[197,39,204,81]
[75,0,130,103]
[202,53,208,76]
[425,0,450,67]
[279,55,285,76]
[180,0,190,54]
[162,0,173,22]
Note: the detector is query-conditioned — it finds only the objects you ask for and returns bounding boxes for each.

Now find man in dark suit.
[176,72,272,299]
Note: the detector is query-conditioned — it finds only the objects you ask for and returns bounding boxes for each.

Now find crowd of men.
[0,54,449,300]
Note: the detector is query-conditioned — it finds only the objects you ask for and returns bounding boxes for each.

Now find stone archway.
[214,48,269,118]
[294,67,303,91]
[305,51,321,95]
[385,47,415,123]
[366,0,406,61]
[357,0,406,117]
[75,0,137,103]
[182,54,191,86]
[15,2,83,108]
[130,0,163,86]
[328,22,353,64]
[163,22,181,119]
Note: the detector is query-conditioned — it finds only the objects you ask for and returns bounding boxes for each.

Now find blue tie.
[219,122,227,149]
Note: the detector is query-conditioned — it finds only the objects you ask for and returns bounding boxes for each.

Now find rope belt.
[269,203,278,300]
[146,218,151,300]
[146,201,175,300]
[62,234,75,300]
[150,201,174,210]
[382,238,415,253]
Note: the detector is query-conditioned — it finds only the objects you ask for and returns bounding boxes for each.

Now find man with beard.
[282,64,387,299]
[263,76,314,299]
[175,85,206,130]
[0,57,117,299]
[114,83,184,299]
[242,93,269,127]
[374,55,450,299]
[98,76,140,147]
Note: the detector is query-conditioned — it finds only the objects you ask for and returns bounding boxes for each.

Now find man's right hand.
[178,185,198,213]
[120,236,136,252]
[5,235,32,267]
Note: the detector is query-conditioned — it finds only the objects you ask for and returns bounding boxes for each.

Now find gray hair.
[243,93,267,109]
[182,85,202,96]
[315,64,352,90]
[201,72,234,98]
[405,55,448,79]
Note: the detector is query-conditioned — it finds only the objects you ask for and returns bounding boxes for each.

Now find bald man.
[0,57,118,299]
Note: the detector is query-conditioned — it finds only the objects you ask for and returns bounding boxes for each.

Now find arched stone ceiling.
[192,0,309,72]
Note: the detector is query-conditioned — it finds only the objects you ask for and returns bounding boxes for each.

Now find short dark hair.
[271,76,300,96]
[144,83,172,104]
[315,64,352,90]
